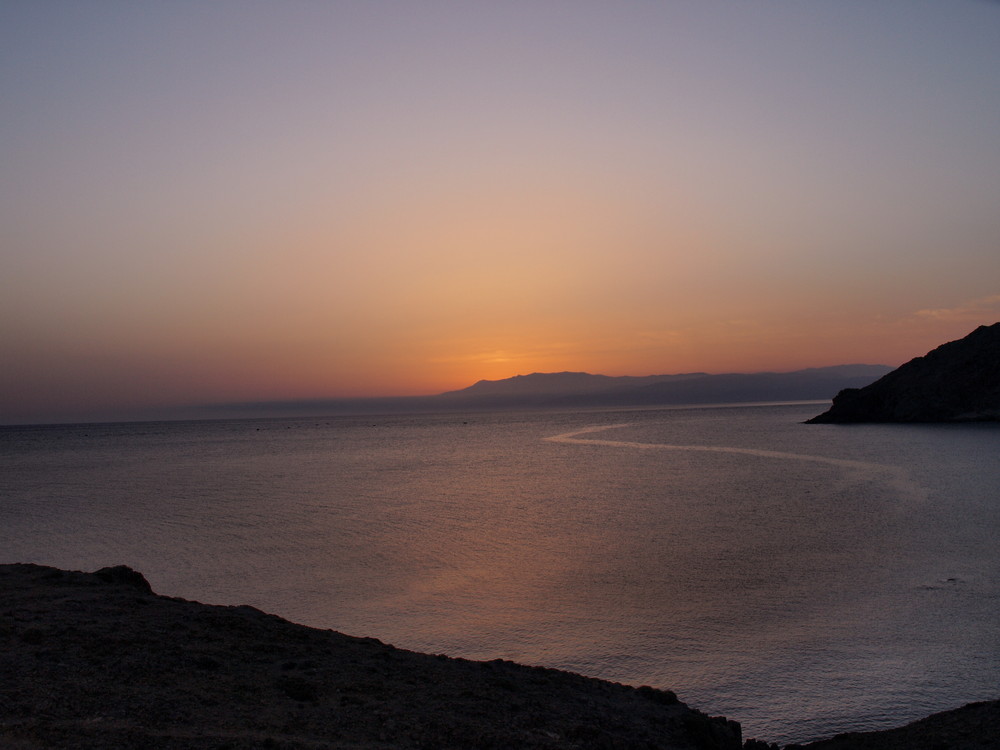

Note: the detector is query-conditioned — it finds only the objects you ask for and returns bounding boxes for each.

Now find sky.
[2,0,999,424]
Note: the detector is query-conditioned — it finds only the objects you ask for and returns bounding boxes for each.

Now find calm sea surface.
[2,403,998,744]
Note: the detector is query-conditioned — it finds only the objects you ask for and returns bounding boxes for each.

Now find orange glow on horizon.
[3,2,999,424]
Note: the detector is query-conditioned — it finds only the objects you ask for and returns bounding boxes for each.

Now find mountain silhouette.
[436,365,890,409]
[807,323,1000,423]
[194,365,892,420]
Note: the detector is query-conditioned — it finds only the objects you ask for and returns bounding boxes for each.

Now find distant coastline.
[1,365,895,427]
[170,365,891,425]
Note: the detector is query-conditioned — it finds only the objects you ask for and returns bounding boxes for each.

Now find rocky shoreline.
[2,564,997,749]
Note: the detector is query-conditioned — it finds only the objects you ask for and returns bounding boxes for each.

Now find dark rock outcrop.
[807,323,1000,423]
[0,563,742,749]
[3,563,997,749]
[93,564,153,592]
[792,699,1000,749]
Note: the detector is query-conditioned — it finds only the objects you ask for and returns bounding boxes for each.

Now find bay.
[2,402,998,744]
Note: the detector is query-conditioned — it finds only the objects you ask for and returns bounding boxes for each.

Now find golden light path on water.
[544,423,928,504]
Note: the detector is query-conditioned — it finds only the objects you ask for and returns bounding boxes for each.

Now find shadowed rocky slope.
[2,564,997,749]
[1,564,741,750]
[808,323,1000,423]
[790,700,1000,750]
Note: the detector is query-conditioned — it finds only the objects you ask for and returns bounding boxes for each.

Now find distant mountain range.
[808,323,1000,423]
[434,365,892,409]
[199,364,892,420]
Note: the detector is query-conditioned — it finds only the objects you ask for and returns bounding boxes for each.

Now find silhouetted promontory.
[807,323,1000,423]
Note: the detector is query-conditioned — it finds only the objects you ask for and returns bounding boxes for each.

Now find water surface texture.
[2,403,998,744]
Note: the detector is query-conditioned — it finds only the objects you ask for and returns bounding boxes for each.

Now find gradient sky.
[3,1,999,424]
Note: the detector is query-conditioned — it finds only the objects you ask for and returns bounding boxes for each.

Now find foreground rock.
[4,564,997,749]
[791,700,1000,750]
[1,564,741,749]
[807,322,1000,423]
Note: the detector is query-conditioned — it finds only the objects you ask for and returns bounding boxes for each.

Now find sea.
[2,401,998,745]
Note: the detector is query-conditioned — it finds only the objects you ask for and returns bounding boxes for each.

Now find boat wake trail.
[544,423,927,502]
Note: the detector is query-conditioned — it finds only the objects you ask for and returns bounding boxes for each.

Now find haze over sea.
[2,402,998,744]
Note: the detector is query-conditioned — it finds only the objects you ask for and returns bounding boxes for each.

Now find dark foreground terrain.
[2,564,997,750]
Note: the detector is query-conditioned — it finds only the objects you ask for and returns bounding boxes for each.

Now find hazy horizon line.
[0,363,892,428]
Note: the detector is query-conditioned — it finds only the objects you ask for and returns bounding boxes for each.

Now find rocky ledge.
[808,322,1000,423]
[1,564,741,749]
[2,564,997,749]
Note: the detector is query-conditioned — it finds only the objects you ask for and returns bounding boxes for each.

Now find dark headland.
[807,322,1000,423]
[2,564,998,749]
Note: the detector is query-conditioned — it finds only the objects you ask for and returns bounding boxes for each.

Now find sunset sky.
[3,1,999,424]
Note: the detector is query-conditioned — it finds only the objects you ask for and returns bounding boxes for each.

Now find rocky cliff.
[807,323,1000,423]
[1,564,741,750]
[3,563,997,749]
